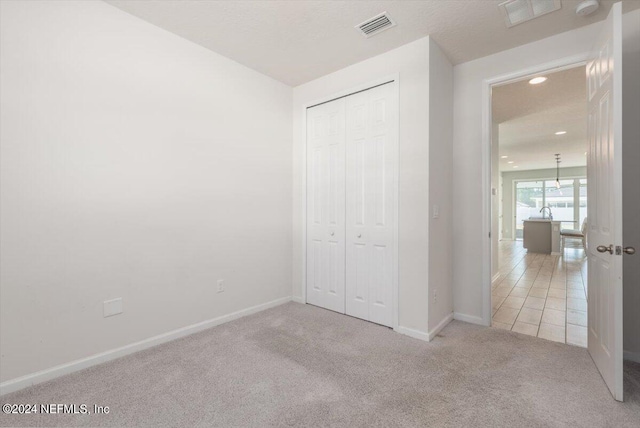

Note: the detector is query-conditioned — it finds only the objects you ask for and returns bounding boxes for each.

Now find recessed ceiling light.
[513,165,519,168]
[529,76,547,85]
[585,152,588,155]
[555,131,567,135]
[508,161,514,164]
[501,155,508,159]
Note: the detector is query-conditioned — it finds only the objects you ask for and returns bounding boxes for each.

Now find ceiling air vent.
[355,12,396,38]
[499,0,561,28]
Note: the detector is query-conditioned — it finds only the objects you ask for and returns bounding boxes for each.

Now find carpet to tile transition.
[1,302,639,427]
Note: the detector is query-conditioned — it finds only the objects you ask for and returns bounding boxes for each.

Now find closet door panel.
[345,83,395,327]
[345,91,369,320]
[306,100,346,313]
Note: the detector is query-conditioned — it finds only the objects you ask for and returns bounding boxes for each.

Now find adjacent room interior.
[490,66,590,346]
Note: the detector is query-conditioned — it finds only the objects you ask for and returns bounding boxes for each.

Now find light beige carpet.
[1,302,639,427]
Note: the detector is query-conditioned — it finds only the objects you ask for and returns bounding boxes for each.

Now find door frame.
[300,74,400,330]
[481,55,589,326]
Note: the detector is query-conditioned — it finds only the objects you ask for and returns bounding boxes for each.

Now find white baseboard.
[624,350,640,364]
[551,251,561,256]
[395,325,430,342]
[291,296,305,304]
[453,312,485,326]
[0,296,292,396]
[428,313,454,341]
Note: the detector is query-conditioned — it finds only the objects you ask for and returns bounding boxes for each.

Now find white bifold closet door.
[306,98,346,314]
[306,82,396,327]
[344,83,395,327]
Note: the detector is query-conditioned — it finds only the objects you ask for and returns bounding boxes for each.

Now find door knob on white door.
[597,244,613,254]
[357,234,362,238]
[330,231,334,236]
[624,247,636,255]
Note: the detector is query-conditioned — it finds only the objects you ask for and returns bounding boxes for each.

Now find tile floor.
[492,239,588,347]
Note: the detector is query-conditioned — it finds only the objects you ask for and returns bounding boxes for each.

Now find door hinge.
[616,245,622,255]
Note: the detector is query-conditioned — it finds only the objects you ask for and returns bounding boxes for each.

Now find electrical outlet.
[217,279,225,293]
[433,205,439,219]
[103,298,123,318]
[433,289,438,304]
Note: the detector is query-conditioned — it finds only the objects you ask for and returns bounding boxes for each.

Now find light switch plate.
[103,298,123,318]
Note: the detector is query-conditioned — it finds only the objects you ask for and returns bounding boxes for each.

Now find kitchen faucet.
[540,206,553,220]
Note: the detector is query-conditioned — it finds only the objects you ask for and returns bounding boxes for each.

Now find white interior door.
[586,2,624,401]
[306,98,346,314]
[345,83,396,327]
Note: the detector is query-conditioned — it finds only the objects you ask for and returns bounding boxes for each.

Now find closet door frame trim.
[301,74,400,330]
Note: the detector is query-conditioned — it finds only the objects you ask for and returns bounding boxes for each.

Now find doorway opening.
[489,65,589,346]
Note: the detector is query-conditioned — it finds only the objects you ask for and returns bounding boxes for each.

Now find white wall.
[427,38,454,332]
[622,9,640,361]
[292,38,432,335]
[452,21,603,323]
[0,0,292,384]
[501,166,587,240]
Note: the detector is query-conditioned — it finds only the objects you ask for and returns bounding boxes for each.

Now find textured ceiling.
[493,66,587,172]
[103,0,640,86]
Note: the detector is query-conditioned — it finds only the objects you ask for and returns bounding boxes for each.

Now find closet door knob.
[357,234,362,238]
[330,231,334,236]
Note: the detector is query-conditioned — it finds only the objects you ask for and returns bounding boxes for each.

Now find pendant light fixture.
[555,154,561,189]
